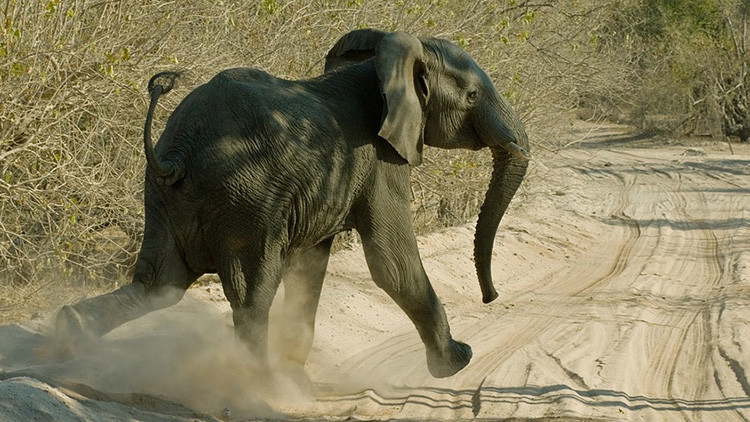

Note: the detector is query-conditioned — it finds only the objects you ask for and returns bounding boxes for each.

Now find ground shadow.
[478,385,750,412]
[576,131,663,149]
[314,383,750,416]
[576,158,750,178]
[682,159,750,176]
[602,215,750,232]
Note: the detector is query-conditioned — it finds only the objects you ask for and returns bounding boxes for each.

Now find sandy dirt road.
[0,124,748,421]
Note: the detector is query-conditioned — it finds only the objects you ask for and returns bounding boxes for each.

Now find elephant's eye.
[467,90,478,103]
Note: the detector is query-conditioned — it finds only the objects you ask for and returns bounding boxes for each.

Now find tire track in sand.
[308,151,649,420]
[302,143,750,421]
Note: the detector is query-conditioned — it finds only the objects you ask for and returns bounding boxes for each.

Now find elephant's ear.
[325,28,389,72]
[375,31,426,166]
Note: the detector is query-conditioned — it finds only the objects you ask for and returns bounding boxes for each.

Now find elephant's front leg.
[278,237,334,375]
[356,194,472,378]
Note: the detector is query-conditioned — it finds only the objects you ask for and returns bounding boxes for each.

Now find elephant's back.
[165,73,374,249]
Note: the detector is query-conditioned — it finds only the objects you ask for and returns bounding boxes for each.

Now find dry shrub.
[0,0,609,317]
[584,0,750,138]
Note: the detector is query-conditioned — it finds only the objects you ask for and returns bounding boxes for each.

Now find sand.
[1,122,748,421]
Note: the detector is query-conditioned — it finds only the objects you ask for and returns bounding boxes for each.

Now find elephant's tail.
[144,71,181,184]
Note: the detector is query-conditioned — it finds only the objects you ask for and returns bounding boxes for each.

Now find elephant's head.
[326,29,531,303]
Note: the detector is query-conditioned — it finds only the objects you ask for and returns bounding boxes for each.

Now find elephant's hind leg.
[50,283,187,356]
[278,237,334,373]
[218,244,285,371]
[47,236,200,360]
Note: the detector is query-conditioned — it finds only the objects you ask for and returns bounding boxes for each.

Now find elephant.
[51,28,530,379]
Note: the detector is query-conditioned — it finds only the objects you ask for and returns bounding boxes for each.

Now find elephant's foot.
[39,305,99,361]
[275,360,313,397]
[426,340,472,378]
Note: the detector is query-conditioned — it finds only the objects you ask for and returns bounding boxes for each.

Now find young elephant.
[53,29,530,379]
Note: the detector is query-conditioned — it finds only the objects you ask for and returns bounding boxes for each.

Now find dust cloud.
[1,284,321,420]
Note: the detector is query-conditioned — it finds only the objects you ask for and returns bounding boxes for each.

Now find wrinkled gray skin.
[52,29,530,379]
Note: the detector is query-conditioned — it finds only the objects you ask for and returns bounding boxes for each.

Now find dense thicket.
[590,0,750,137]
[1,0,747,306]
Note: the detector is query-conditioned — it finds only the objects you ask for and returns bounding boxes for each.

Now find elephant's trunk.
[474,145,529,303]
